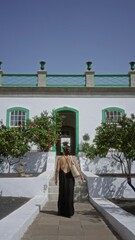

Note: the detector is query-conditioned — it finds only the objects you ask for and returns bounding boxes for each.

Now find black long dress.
[58,168,75,218]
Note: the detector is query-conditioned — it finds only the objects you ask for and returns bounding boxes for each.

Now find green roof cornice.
[3,74,38,77]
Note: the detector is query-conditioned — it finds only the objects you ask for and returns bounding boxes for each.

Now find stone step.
[48,193,58,201]
[48,185,88,194]
[48,180,88,188]
[48,179,89,202]
[48,163,88,202]
[48,186,58,194]
[48,192,88,202]
[74,192,89,202]
[49,178,87,187]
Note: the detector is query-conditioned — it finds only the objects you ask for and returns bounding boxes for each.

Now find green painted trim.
[2,73,128,77]
[95,74,129,77]
[46,84,85,87]
[53,107,79,156]
[102,107,125,123]
[95,84,129,87]
[47,74,85,77]
[6,107,29,127]
[3,74,37,77]
[3,84,37,87]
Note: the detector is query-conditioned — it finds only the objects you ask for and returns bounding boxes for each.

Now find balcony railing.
[46,74,85,87]
[0,60,135,87]
[0,73,131,87]
[2,74,38,87]
[94,74,129,87]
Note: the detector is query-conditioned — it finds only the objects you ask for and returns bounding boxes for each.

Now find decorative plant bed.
[97,174,135,177]
[0,173,40,178]
[109,198,135,216]
[0,196,31,220]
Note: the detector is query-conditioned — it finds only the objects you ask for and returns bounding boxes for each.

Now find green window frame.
[102,107,125,123]
[6,107,29,127]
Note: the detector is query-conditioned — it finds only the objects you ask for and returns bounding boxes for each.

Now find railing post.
[37,61,47,87]
[129,62,135,87]
[85,61,95,87]
[0,61,3,86]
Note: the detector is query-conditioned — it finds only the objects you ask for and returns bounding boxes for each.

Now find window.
[6,107,29,127]
[102,107,125,123]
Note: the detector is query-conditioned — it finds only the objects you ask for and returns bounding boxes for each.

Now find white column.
[129,71,135,87]
[85,61,95,87]
[37,70,47,87]
[0,70,3,86]
[37,61,47,87]
[85,70,95,87]
[129,61,135,87]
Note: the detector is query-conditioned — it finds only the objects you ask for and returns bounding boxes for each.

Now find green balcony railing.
[2,74,38,87]
[0,73,131,87]
[46,74,85,87]
[94,74,130,87]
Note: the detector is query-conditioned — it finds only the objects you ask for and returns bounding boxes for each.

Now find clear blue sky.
[0,0,135,74]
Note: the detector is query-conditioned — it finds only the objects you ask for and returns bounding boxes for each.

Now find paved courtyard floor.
[21,201,121,240]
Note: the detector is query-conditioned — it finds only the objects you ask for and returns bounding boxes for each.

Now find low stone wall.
[0,152,56,198]
[83,171,135,199]
[90,197,135,240]
[79,152,135,174]
[79,152,135,198]
[82,171,135,240]
[0,151,51,173]
[0,195,47,240]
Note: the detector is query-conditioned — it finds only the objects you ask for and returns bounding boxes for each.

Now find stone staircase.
[48,177,89,202]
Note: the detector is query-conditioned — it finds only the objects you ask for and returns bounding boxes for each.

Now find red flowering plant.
[25,111,63,151]
[0,121,30,173]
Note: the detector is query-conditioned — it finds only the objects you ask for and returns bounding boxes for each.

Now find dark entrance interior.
[56,110,76,155]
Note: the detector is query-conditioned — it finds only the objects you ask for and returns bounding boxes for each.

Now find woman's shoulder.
[57,155,65,161]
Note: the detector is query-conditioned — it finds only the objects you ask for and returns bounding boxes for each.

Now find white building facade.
[0,61,135,156]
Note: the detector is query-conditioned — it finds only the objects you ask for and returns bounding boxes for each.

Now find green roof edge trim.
[95,74,129,77]
[47,74,85,77]
[3,74,38,77]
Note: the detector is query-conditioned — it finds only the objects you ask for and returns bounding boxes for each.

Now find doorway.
[54,107,79,156]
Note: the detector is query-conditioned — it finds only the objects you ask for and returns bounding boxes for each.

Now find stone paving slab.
[21,201,121,240]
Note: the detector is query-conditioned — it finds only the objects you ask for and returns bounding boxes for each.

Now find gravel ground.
[0,173,40,178]
[0,173,38,220]
[109,199,135,216]
[0,196,30,220]
[0,197,135,221]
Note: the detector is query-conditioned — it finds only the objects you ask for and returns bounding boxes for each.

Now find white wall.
[0,152,48,173]
[79,152,135,174]
[0,172,48,197]
[79,153,135,199]
[1,97,135,143]
[0,152,56,197]
[85,173,135,198]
